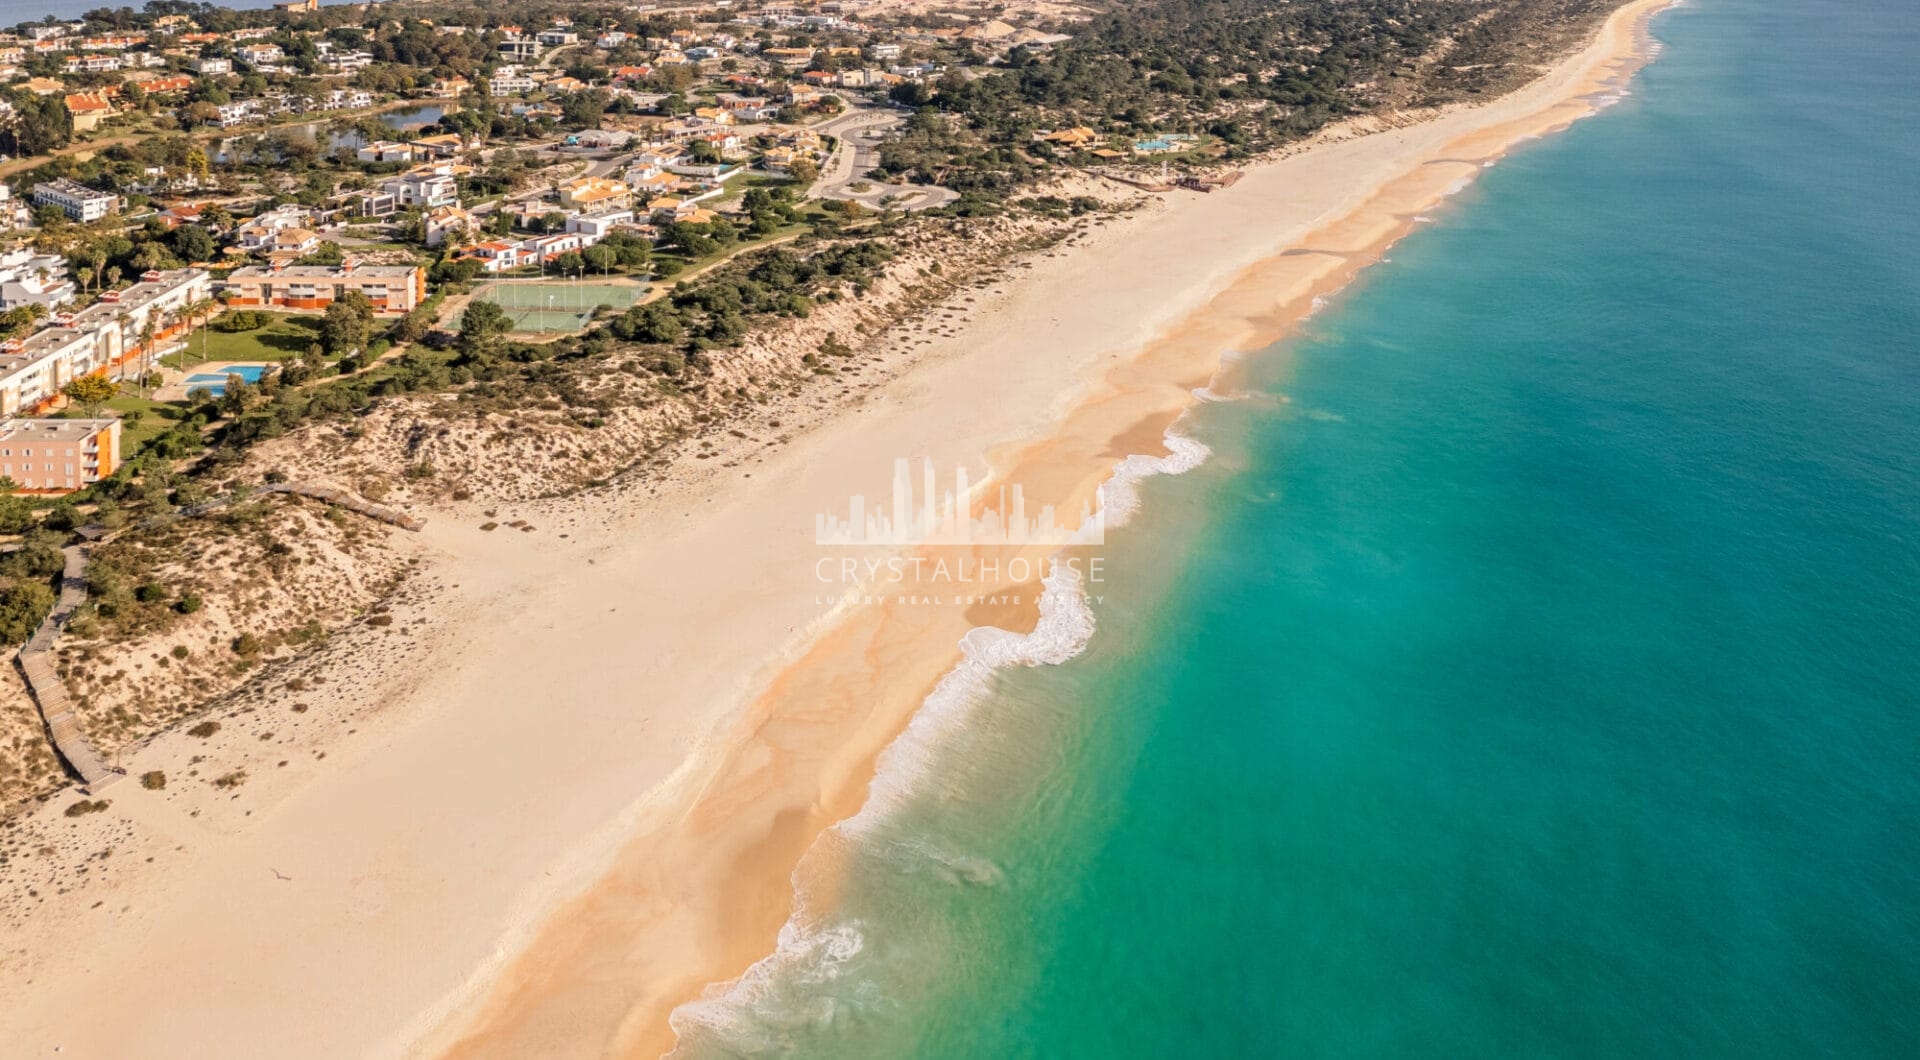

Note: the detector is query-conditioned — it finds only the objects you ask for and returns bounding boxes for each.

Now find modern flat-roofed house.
[235,43,284,67]
[0,418,120,493]
[357,140,414,164]
[0,248,77,309]
[33,179,119,222]
[223,260,426,314]
[384,167,460,209]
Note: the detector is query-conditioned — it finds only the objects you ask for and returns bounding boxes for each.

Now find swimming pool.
[184,364,270,397]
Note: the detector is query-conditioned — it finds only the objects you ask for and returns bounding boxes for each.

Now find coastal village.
[0,0,1231,811]
[0,0,1252,502]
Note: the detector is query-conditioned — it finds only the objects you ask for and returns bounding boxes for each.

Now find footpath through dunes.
[13,481,422,793]
[17,545,119,789]
[414,2,1681,1057]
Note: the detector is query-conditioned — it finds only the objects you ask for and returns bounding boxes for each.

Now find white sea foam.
[1093,430,1213,528]
[667,920,872,1055]
[667,428,1213,1052]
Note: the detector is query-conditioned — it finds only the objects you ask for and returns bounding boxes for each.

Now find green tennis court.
[464,281,643,333]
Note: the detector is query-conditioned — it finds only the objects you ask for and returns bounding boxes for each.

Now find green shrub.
[213,310,270,332]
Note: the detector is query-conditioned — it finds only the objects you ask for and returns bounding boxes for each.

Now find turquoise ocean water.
[673,0,1920,1054]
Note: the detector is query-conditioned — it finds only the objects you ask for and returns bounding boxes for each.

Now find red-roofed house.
[64,91,115,133]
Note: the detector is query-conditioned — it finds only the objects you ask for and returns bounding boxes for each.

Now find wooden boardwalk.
[13,480,421,793]
[259,483,427,531]
[16,546,120,789]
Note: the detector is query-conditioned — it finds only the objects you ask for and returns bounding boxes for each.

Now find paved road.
[809,108,958,212]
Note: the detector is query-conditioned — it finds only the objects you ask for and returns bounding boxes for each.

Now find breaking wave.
[667,427,1210,1055]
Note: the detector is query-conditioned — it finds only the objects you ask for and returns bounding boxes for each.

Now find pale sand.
[0,3,1672,1056]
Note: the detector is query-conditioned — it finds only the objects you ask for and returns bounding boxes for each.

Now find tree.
[320,291,374,356]
[0,477,32,535]
[457,300,512,361]
[62,374,117,417]
[787,157,819,186]
[218,375,254,417]
[0,581,54,646]
[137,316,159,396]
[1,94,73,157]
[171,224,215,264]
[182,296,216,366]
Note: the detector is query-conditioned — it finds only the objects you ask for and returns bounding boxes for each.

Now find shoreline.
[416,1,1680,1057]
[0,2,1676,1056]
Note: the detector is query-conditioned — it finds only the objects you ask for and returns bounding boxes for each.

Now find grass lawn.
[707,173,802,209]
[164,314,325,369]
[101,393,182,454]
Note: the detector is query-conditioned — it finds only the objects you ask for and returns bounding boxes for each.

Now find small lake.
[207,104,455,165]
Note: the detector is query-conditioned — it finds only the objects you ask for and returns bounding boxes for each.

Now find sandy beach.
[0,2,1672,1056]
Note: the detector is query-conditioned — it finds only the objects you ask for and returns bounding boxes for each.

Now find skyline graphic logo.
[815,458,1106,546]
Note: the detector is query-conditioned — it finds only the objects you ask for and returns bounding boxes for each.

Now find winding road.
[809,107,958,211]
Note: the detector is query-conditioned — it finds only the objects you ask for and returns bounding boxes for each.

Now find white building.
[0,268,209,415]
[32,179,120,222]
[236,43,284,67]
[488,66,536,96]
[0,248,76,310]
[384,167,460,209]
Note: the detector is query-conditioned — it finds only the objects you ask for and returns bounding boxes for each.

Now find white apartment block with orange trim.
[222,259,426,314]
[0,268,208,416]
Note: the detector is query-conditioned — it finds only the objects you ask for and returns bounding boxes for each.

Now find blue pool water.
[185,365,270,396]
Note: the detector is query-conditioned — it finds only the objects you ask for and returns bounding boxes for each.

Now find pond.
[207,104,457,164]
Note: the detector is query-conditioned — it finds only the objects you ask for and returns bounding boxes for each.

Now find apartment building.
[223,260,426,314]
[32,179,120,222]
[0,418,120,493]
[0,267,207,418]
